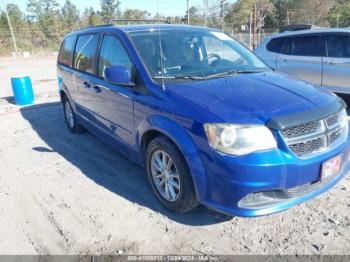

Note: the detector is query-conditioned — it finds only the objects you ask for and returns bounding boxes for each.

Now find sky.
[4,0,206,17]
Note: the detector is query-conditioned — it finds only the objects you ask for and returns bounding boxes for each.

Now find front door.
[322,34,350,94]
[89,34,135,146]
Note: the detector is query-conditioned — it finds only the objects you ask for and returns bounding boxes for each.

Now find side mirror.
[104,65,135,87]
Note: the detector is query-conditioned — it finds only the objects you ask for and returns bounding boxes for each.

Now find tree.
[61,0,80,32]
[81,7,101,26]
[27,0,60,35]
[0,4,27,34]
[122,9,151,20]
[328,0,350,27]
[224,0,275,31]
[290,0,335,26]
[183,6,205,25]
[99,0,121,23]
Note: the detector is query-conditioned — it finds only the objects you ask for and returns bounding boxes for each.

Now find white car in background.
[255,28,350,104]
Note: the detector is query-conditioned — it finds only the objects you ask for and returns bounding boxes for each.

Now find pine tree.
[61,0,80,32]
[99,0,121,23]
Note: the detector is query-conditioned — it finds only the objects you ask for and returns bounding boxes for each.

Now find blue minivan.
[57,24,350,217]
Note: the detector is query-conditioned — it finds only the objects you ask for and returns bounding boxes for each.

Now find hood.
[165,72,337,125]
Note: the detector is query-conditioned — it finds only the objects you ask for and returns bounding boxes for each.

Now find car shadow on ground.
[20,103,233,226]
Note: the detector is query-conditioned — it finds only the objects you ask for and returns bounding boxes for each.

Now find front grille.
[289,137,325,157]
[280,109,347,158]
[326,112,341,128]
[281,120,321,139]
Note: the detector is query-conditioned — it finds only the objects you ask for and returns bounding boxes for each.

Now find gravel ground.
[0,57,350,255]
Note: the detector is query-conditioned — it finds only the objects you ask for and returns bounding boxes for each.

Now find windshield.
[127,29,268,80]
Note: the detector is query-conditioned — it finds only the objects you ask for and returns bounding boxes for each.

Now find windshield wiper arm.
[153,75,207,80]
[206,69,266,79]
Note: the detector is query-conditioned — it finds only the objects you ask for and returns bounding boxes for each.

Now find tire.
[146,136,198,213]
[62,96,85,133]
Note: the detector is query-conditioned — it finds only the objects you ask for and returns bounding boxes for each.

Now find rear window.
[73,34,99,74]
[58,35,76,67]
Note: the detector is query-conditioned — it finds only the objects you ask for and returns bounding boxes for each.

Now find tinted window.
[74,34,99,74]
[266,37,285,53]
[292,36,323,57]
[58,35,75,66]
[326,34,350,58]
[282,38,293,55]
[98,35,133,78]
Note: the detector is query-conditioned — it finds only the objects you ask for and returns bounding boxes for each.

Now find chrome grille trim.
[280,109,348,158]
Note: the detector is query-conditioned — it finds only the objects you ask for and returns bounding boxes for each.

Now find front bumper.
[198,134,350,217]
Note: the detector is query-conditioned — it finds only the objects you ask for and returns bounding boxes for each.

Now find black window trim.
[58,34,77,68]
[95,32,136,83]
[266,36,286,54]
[272,33,325,57]
[72,32,101,76]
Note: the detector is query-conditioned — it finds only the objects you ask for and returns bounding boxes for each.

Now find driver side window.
[98,35,133,78]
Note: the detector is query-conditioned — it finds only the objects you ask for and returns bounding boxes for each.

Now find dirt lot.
[0,57,350,255]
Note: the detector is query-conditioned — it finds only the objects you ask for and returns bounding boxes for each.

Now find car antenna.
[156,0,166,90]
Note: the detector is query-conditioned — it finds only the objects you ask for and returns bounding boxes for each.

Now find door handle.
[279,58,287,62]
[83,81,91,88]
[93,85,102,93]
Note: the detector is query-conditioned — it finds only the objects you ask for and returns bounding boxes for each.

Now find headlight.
[204,124,277,156]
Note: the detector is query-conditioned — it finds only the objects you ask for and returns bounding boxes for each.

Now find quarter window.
[325,35,350,58]
[73,34,99,74]
[266,37,285,53]
[98,35,133,78]
[58,35,75,67]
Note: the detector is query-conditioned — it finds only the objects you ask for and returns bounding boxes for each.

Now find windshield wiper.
[206,69,266,79]
[153,75,207,80]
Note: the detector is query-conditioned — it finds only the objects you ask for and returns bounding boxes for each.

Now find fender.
[59,81,77,113]
[136,115,208,202]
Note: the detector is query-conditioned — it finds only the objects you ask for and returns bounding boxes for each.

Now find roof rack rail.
[111,19,171,24]
[82,23,114,30]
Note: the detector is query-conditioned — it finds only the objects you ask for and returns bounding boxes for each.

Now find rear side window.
[266,37,285,53]
[58,35,76,67]
[73,34,99,74]
[98,35,133,78]
[325,34,350,58]
[292,36,323,57]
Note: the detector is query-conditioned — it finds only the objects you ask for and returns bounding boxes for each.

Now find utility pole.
[187,0,190,25]
[287,11,290,25]
[249,12,252,49]
[203,0,208,27]
[337,13,340,28]
[1,0,19,55]
[252,4,257,49]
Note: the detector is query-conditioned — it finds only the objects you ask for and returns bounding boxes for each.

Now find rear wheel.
[146,136,198,213]
[62,97,85,133]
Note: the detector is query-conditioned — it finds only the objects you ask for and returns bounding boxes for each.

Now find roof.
[280,24,324,33]
[71,23,216,35]
[268,28,350,39]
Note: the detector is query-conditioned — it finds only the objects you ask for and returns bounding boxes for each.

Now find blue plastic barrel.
[11,76,34,106]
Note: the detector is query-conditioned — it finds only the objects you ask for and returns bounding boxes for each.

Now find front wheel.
[146,136,198,213]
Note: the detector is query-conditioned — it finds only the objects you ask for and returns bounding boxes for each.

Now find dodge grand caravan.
[57,24,350,217]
